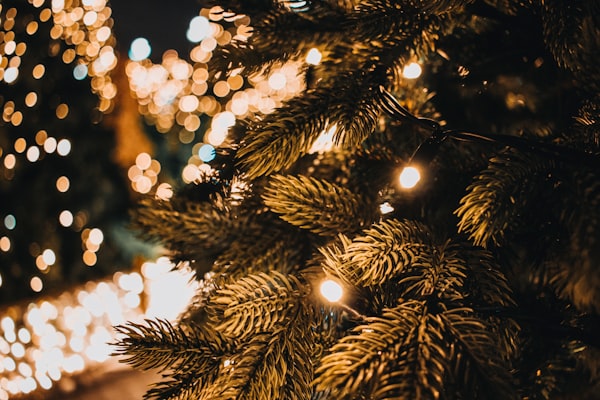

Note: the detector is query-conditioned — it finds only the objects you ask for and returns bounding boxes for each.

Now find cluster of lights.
[0,257,197,398]
[1,0,117,109]
[49,0,118,112]
[0,217,102,294]
[124,7,316,188]
[0,0,121,293]
[127,152,162,194]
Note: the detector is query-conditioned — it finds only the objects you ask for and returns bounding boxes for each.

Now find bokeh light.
[129,37,151,61]
[399,166,421,189]
[320,279,343,303]
[0,260,198,398]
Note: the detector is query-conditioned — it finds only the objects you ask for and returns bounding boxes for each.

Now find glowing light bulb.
[129,38,151,61]
[306,48,322,65]
[399,166,421,189]
[402,62,422,79]
[320,279,343,303]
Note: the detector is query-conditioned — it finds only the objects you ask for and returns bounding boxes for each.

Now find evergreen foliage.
[114,0,600,398]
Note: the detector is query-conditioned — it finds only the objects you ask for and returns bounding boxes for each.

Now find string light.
[399,166,421,189]
[379,86,600,190]
[402,61,422,79]
[320,279,343,303]
[305,48,322,65]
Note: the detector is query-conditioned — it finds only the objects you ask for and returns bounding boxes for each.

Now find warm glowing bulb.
[306,48,322,65]
[402,62,422,79]
[399,166,421,189]
[320,279,343,303]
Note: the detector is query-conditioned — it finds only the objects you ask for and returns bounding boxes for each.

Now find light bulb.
[402,62,422,79]
[399,166,421,189]
[320,279,343,303]
[306,48,322,65]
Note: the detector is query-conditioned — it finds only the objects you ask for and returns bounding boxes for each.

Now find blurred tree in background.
[0,0,132,303]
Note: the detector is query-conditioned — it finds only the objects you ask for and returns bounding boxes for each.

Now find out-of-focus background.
[0,0,308,397]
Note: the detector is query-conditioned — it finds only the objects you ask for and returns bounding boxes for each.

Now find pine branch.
[212,219,306,278]
[455,149,553,247]
[396,240,469,302]
[236,69,384,179]
[202,320,315,399]
[540,1,599,81]
[320,219,433,287]
[144,371,206,400]
[112,319,226,373]
[208,271,307,341]
[131,196,235,271]
[315,300,448,399]
[415,0,476,13]
[346,0,453,64]
[462,247,515,308]
[546,169,600,311]
[209,1,348,76]
[262,174,374,236]
[441,307,517,399]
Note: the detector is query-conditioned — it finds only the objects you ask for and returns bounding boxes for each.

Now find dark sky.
[110,0,201,61]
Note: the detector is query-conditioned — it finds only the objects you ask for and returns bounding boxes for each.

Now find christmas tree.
[114,1,600,399]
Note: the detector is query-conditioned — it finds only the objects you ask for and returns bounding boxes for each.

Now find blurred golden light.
[399,166,421,189]
[309,125,336,154]
[25,92,38,107]
[227,74,244,90]
[43,137,57,153]
[213,80,230,97]
[55,104,69,119]
[35,130,47,145]
[14,138,26,153]
[0,237,10,252]
[82,251,97,266]
[187,15,210,43]
[10,111,24,126]
[4,154,16,169]
[59,210,74,227]
[56,139,71,156]
[268,72,287,90]
[320,279,343,303]
[87,228,103,246]
[42,249,56,266]
[155,183,174,200]
[3,67,18,83]
[181,164,201,183]
[30,277,43,293]
[26,146,40,162]
[305,48,322,65]
[56,176,70,192]
[379,202,394,214]
[402,62,422,79]
[32,64,45,79]
[135,152,152,170]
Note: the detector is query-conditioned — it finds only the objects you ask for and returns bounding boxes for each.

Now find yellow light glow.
[59,210,74,227]
[155,183,174,200]
[135,152,152,170]
[402,62,422,79]
[268,72,287,90]
[320,279,343,303]
[306,48,322,65]
[399,166,421,189]
[30,277,43,293]
[56,176,70,192]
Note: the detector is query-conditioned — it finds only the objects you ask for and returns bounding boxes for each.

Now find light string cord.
[378,86,600,169]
